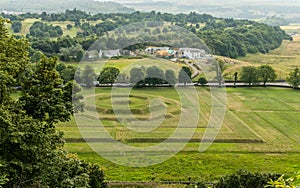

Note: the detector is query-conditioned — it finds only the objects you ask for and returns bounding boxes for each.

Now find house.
[145,46,170,54]
[86,50,99,59]
[156,49,176,59]
[179,48,206,59]
[99,49,121,58]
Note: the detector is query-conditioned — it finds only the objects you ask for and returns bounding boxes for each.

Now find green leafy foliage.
[165,69,177,86]
[29,21,63,38]
[4,10,288,60]
[59,44,84,62]
[19,56,73,125]
[265,172,300,188]
[234,72,238,88]
[198,77,208,86]
[215,170,281,188]
[130,67,145,87]
[11,21,22,33]
[81,65,97,88]
[145,66,165,86]
[0,17,106,187]
[287,67,300,89]
[240,66,259,86]
[98,67,120,86]
[259,65,277,87]
[178,66,192,85]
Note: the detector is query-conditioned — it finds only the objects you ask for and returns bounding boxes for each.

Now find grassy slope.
[9,18,80,38]
[58,87,300,182]
[0,0,134,14]
[223,26,300,80]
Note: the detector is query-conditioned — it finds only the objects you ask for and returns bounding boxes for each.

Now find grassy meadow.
[224,32,300,80]
[57,87,300,182]
[7,18,300,183]
[8,18,80,38]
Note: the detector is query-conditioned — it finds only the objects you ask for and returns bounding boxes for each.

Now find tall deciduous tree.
[145,66,165,86]
[234,72,238,88]
[19,56,73,125]
[215,58,226,87]
[178,66,192,85]
[0,18,106,187]
[81,65,97,88]
[98,67,120,86]
[240,66,259,86]
[165,69,177,86]
[198,77,208,86]
[259,64,277,87]
[130,67,145,87]
[287,67,300,89]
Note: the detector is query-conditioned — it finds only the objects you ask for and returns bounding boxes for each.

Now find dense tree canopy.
[165,69,177,86]
[240,66,259,86]
[29,21,63,38]
[258,64,277,87]
[81,65,97,88]
[145,66,165,86]
[287,67,300,89]
[130,67,145,87]
[215,170,281,188]
[1,10,289,61]
[0,17,106,187]
[98,67,120,86]
[178,67,192,85]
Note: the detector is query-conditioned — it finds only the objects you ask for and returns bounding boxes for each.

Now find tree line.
[29,21,63,38]
[231,65,300,89]
[70,63,300,89]
[1,9,290,60]
[76,65,193,88]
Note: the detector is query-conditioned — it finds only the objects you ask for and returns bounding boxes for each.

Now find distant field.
[70,58,186,76]
[58,87,300,182]
[20,18,40,35]
[49,21,79,37]
[8,18,80,37]
[281,23,300,34]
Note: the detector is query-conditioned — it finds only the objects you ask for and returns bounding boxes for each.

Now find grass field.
[49,21,79,37]
[222,28,300,80]
[281,23,300,34]
[69,58,187,78]
[8,18,80,38]
[57,87,300,182]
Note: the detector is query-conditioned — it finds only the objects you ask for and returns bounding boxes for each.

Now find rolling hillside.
[0,0,134,14]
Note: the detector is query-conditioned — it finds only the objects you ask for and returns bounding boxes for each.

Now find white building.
[179,48,206,59]
[99,49,121,58]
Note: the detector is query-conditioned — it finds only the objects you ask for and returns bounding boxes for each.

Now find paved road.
[104,82,292,88]
[218,82,291,87]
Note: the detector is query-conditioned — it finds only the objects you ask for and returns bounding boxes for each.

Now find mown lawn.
[57,87,300,182]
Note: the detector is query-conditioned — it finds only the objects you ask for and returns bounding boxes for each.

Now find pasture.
[58,87,300,182]
[222,35,300,80]
[8,18,80,37]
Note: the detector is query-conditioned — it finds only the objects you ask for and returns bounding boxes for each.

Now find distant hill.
[0,0,135,14]
[122,0,300,22]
